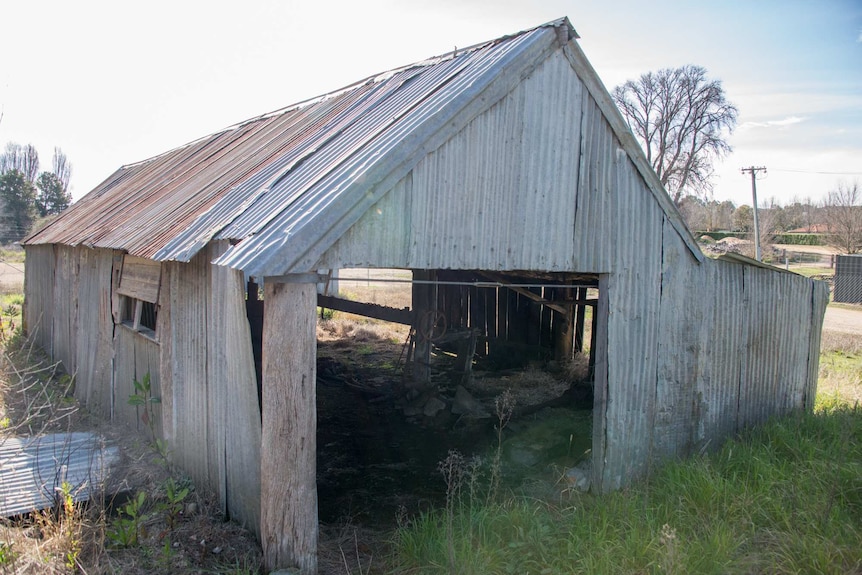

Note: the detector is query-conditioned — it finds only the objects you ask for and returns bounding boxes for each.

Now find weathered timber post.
[411,270,436,387]
[553,287,575,362]
[573,287,588,353]
[261,277,318,574]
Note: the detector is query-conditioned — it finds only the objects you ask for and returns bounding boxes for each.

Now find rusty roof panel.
[215,27,555,275]
[25,21,567,271]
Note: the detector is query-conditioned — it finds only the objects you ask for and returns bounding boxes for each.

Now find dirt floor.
[314,309,593,527]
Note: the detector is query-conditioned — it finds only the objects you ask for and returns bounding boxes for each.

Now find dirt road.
[823,306,862,336]
[0,262,25,291]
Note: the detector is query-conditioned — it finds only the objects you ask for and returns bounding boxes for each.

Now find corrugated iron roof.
[23,17,700,276]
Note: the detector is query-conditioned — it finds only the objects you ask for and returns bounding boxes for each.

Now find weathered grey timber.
[261,280,318,574]
[20,17,828,573]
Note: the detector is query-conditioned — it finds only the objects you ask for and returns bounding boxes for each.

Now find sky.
[0,0,860,208]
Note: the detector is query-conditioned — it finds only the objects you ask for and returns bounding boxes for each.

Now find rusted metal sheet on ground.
[0,432,119,517]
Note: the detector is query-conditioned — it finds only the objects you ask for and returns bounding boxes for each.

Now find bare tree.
[51,147,72,194]
[0,142,40,183]
[822,181,862,254]
[613,65,738,204]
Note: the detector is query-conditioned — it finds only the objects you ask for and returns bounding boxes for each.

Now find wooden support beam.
[574,287,588,354]
[591,276,609,493]
[317,294,413,325]
[554,287,575,362]
[480,271,569,315]
[261,279,318,574]
[411,270,436,387]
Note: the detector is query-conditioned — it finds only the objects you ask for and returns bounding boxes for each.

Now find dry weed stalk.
[487,389,515,503]
[438,450,466,575]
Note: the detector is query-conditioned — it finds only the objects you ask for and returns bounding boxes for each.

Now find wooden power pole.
[741,166,767,261]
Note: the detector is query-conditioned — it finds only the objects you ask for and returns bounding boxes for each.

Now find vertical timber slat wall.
[208,241,261,534]
[74,248,115,417]
[113,326,161,435]
[51,245,79,375]
[22,245,55,356]
[168,250,210,491]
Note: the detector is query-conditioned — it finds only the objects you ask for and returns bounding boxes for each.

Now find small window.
[122,297,158,335]
[116,254,161,339]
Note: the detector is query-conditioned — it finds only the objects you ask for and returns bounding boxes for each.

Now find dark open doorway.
[245,269,602,525]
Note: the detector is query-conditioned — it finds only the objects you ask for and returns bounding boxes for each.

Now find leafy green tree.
[36,171,72,216]
[732,205,753,232]
[0,170,37,242]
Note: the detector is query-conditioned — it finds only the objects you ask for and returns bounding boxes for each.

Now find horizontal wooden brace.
[317,294,414,325]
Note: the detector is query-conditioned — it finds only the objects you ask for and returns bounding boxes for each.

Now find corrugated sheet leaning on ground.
[0,433,119,517]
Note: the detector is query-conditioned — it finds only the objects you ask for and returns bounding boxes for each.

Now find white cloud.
[739,116,806,131]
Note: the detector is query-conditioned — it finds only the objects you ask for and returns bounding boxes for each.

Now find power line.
[770,168,862,176]
[0,258,25,274]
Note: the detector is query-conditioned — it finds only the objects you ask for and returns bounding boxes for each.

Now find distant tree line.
[0,142,72,243]
[679,180,862,254]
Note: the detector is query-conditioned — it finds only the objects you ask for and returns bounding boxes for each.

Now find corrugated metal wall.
[316,50,590,272]
[834,255,862,303]
[314,44,828,492]
[597,155,665,490]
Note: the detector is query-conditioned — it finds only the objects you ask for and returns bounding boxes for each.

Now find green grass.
[387,320,862,574]
[0,293,23,339]
[787,266,834,278]
[388,399,862,574]
[0,247,25,264]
